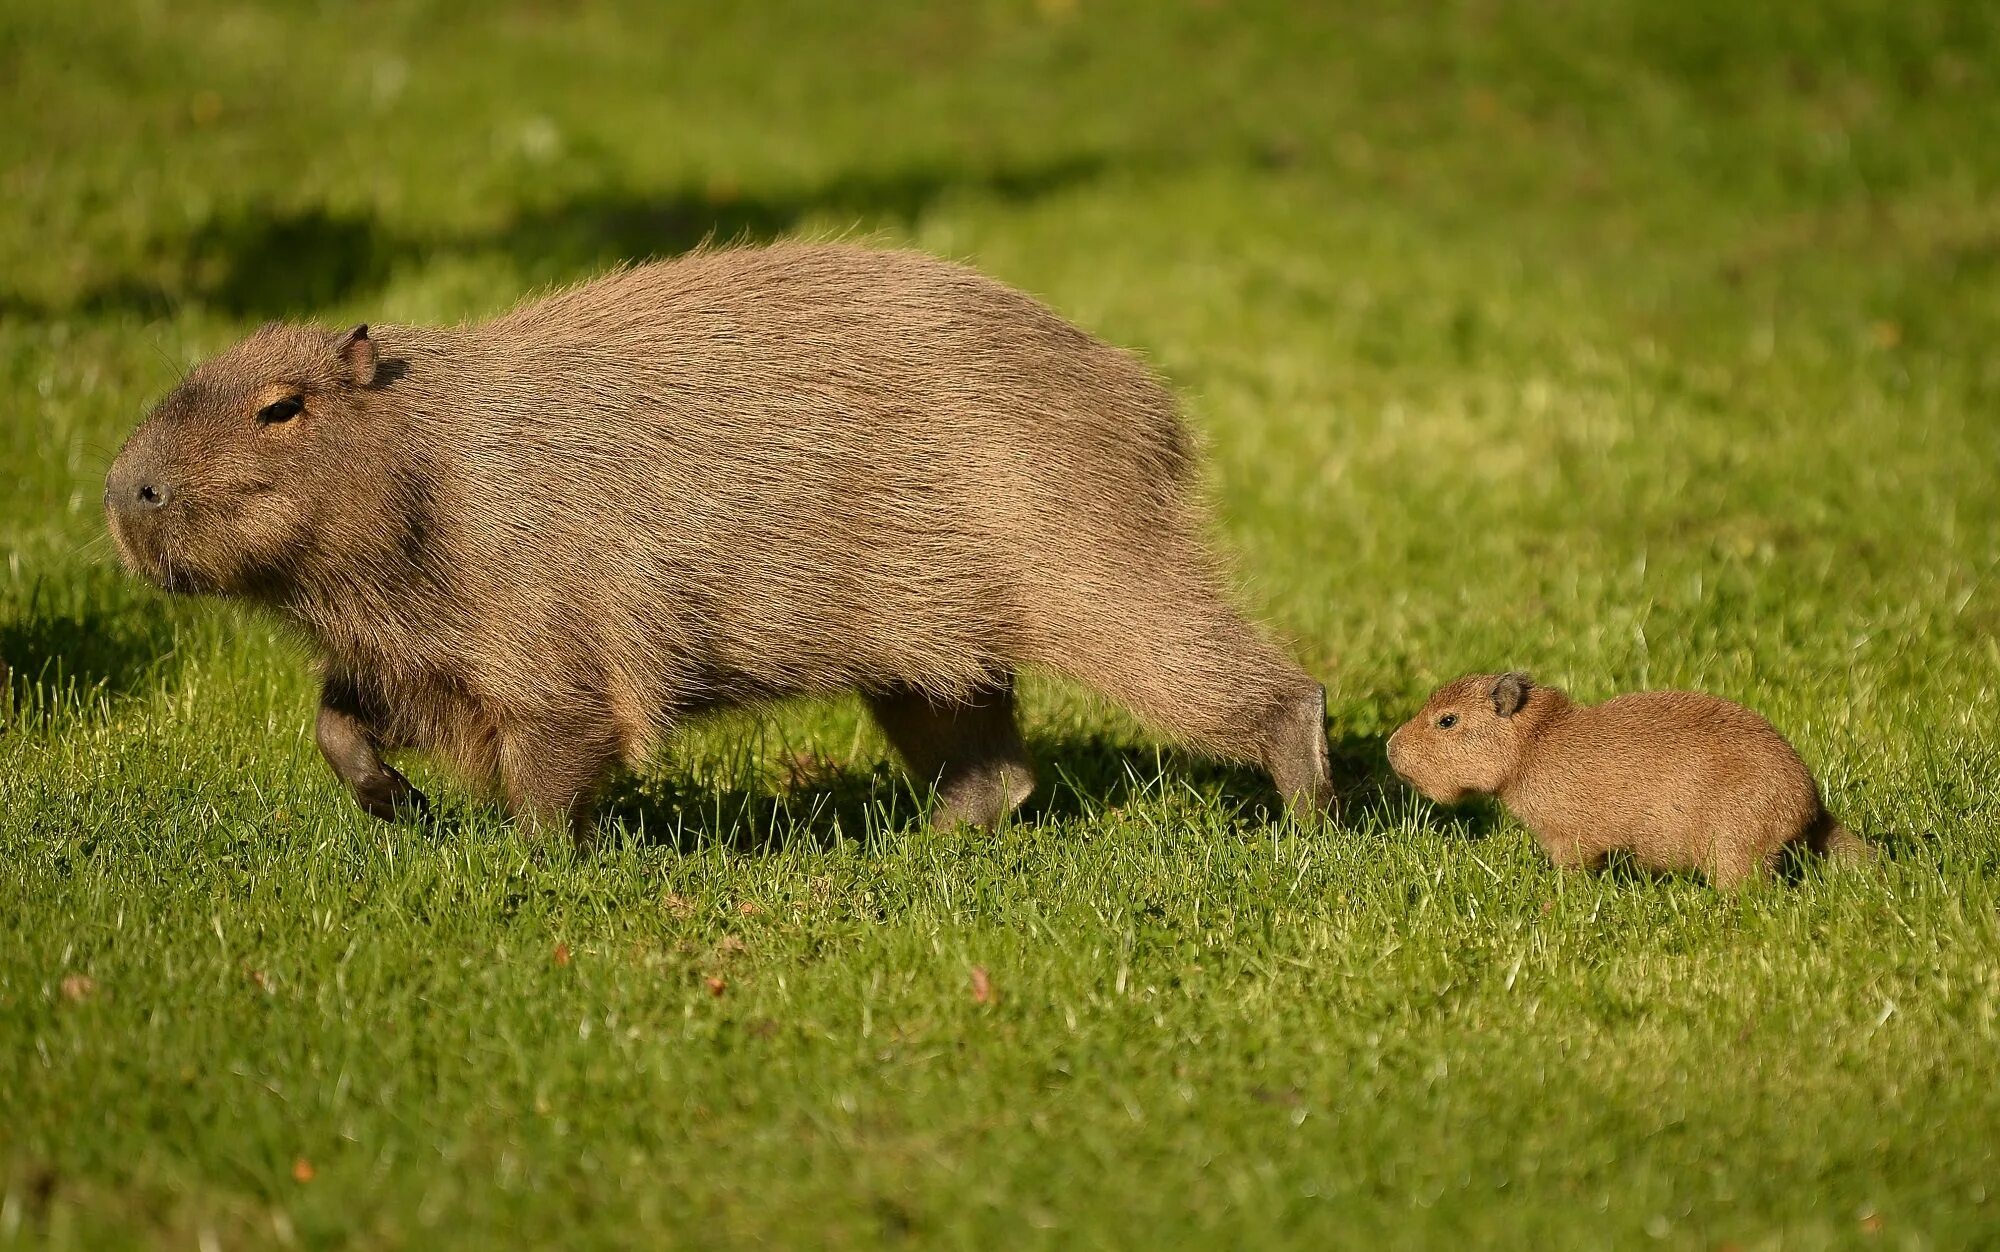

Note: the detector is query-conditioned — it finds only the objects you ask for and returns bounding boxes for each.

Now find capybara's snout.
[104,439,173,576]
[104,442,176,522]
[103,427,205,592]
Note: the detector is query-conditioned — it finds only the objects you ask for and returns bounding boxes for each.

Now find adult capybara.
[105,244,1333,838]
[1386,672,1869,886]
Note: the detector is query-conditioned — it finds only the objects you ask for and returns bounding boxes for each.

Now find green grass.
[4,0,2000,1246]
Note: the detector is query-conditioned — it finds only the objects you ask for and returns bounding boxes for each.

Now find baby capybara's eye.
[1437,713,1459,729]
[257,397,303,425]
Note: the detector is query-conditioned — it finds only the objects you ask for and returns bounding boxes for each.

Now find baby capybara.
[104,244,1333,838]
[1386,672,1869,886]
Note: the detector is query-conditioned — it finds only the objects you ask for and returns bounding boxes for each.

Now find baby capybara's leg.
[1807,813,1874,865]
[1705,839,1772,889]
[1043,585,1333,821]
[867,677,1036,830]
[315,680,428,821]
[1540,833,1607,873]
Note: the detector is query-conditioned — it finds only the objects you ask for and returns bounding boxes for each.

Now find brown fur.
[1386,672,1870,887]
[104,243,1333,837]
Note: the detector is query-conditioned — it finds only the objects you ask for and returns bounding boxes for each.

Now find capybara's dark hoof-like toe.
[357,774,429,823]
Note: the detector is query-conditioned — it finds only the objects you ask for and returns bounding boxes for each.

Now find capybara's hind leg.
[498,713,621,844]
[867,677,1036,830]
[1541,835,1608,873]
[1044,581,1333,822]
[1261,678,1335,822]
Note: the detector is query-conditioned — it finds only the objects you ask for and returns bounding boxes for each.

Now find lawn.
[3,0,1999,1247]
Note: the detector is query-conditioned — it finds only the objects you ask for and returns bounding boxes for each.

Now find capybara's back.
[459,246,1205,711]
[105,244,1334,835]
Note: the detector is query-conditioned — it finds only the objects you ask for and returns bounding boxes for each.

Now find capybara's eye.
[257,396,304,425]
[1437,713,1459,729]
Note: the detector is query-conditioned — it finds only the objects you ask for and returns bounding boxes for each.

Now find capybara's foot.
[1809,814,1875,866]
[316,695,429,823]
[355,768,429,823]
[869,678,1036,831]
[933,756,1038,831]
[1263,682,1335,823]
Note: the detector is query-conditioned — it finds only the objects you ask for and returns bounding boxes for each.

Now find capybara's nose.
[105,458,173,515]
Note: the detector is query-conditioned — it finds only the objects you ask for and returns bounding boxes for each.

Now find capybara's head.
[1386,672,1537,804]
[105,324,382,597]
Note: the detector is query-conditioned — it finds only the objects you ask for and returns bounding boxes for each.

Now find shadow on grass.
[2,152,1114,322]
[0,595,182,718]
[595,763,909,856]
[592,726,1354,855]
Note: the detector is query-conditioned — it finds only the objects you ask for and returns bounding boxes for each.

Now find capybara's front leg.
[315,684,428,821]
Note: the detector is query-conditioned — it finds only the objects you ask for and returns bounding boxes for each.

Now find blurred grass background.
[2,1,1998,1247]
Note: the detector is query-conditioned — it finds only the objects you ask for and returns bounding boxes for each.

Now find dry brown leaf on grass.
[552,943,572,968]
[737,901,763,917]
[59,974,95,1002]
[705,976,727,997]
[970,966,995,1006]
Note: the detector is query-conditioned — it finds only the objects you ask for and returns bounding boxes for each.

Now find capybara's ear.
[333,324,378,387]
[1490,672,1532,717]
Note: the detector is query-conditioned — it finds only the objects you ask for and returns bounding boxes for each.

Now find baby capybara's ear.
[333,324,378,387]
[1490,672,1533,717]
